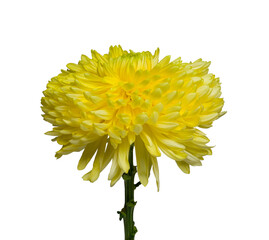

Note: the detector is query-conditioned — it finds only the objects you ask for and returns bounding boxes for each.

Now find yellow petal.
[197,86,210,97]
[148,111,159,124]
[200,113,218,123]
[108,155,121,180]
[184,151,202,165]
[45,131,59,136]
[140,128,161,157]
[117,138,130,173]
[66,63,84,72]
[82,136,107,182]
[157,141,187,161]
[117,113,131,124]
[176,161,190,174]
[91,110,112,120]
[100,141,115,170]
[164,91,177,103]
[135,113,149,124]
[159,112,180,121]
[128,132,136,145]
[132,124,143,135]
[153,103,164,112]
[155,121,179,130]
[110,169,124,187]
[157,137,185,150]
[84,91,102,104]
[77,139,101,170]
[135,136,152,186]
[151,156,160,191]
[156,55,171,67]
[151,88,162,98]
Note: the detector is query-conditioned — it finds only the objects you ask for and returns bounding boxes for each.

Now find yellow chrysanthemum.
[41,45,225,190]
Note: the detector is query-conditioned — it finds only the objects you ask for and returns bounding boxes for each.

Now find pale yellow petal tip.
[117,157,130,174]
[55,153,62,159]
[123,165,130,174]
[140,178,149,187]
[77,163,85,171]
[82,171,99,182]
[82,173,90,181]
[110,178,121,187]
[156,183,160,192]
[45,131,58,136]
[182,167,190,174]
[218,111,227,118]
[176,161,190,174]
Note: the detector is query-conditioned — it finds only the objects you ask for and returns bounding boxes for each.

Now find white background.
[1,0,268,239]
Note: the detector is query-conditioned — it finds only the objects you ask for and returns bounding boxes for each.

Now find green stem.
[117,143,138,240]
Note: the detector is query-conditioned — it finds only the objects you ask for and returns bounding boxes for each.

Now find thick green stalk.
[117,144,138,240]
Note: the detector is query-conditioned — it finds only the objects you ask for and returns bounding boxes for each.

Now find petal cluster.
[41,45,225,190]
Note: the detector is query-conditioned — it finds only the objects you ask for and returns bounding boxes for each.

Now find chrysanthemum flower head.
[41,45,225,190]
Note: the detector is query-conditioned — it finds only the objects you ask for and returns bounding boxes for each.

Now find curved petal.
[150,156,160,191]
[176,161,190,174]
[117,137,130,173]
[139,127,161,157]
[110,169,124,187]
[108,155,121,181]
[77,138,102,170]
[135,136,152,187]
[82,136,107,182]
